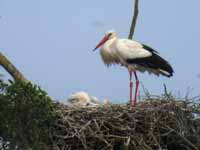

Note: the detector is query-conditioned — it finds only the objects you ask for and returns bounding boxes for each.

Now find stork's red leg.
[128,66,133,111]
[133,71,139,108]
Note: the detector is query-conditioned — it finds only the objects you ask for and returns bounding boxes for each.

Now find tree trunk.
[0,52,27,81]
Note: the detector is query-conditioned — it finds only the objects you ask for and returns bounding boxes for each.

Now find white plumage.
[117,40,152,59]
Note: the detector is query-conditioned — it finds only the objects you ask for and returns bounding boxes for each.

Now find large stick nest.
[50,100,200,150]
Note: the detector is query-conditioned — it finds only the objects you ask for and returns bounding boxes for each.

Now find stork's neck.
[100,36,120,66]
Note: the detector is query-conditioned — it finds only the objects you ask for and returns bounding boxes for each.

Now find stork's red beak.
[93,35,109,51]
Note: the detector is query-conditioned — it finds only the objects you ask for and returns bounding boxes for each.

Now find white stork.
[93,30,174,110]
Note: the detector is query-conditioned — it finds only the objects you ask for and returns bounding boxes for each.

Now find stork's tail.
[153,53,174,77]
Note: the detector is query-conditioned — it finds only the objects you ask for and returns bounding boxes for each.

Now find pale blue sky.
[0,0,199,102]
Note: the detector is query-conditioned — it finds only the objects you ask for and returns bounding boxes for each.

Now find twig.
[62,120,91,139]
[104,134,128,139]
[124,136,131,150]
[163,83,168,96]
[166,126,199,150]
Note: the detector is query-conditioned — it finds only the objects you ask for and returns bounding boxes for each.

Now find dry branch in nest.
[49,100,200,150]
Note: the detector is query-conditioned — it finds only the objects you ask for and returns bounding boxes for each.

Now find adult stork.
[93,30,174,110]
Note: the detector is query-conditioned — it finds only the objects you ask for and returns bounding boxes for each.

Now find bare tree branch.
[0,52,27,81]
[128,0,139,39]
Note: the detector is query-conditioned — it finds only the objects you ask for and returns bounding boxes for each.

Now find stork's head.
[106,30,117,39]
[93,30,117,51]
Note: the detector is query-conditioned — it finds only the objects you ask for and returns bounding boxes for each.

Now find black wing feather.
[127,51,174,77]
[142,44,159,54]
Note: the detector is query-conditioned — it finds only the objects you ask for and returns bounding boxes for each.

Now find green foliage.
[0,80,56,149]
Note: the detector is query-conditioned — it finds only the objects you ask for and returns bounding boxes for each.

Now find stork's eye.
[108,33,112,36]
